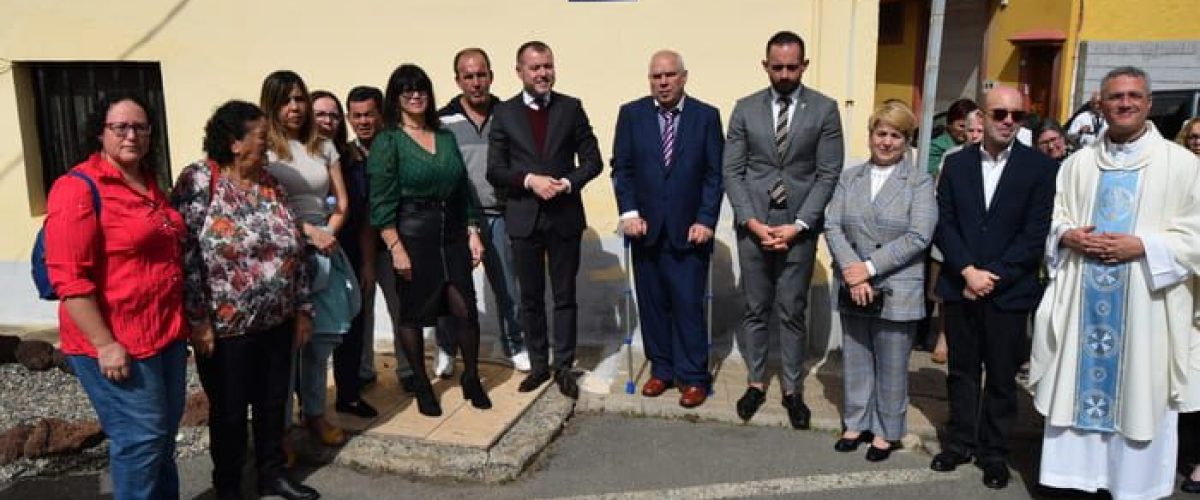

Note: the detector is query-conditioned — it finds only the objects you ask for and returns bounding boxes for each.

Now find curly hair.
[203,100,265,165]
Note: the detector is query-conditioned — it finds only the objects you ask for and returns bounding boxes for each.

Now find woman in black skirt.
[368,64,491,416]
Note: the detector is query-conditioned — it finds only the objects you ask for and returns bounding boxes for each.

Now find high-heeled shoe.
[461,373,492,409]
[413,380,442,417]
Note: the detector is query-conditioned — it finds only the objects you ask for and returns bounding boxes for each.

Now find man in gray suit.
[723,30,844,428]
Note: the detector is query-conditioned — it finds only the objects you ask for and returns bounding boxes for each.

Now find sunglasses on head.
[989,109,1027,123]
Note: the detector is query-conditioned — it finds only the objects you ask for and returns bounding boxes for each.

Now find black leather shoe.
[981,461,1011,489]
[865,442,899,462]
[519,370,551,392]
[554,370,579,399]
[781,393,811,430]
[335,399,378,418]
[930,450,972,472]
[413,381,442,417]
[833,431,874,452]
[1182,477,1200,494]
[258,476,320,500]
[461,373,493,409]
[736,387,766,421]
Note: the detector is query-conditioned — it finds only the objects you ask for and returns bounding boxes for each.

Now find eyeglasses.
[314,111,342,121]
[105,122,152,137]
[400,90,428,101]
[989,109,1027,123]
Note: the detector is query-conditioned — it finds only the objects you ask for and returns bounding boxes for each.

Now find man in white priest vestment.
[1030,66,1200,500]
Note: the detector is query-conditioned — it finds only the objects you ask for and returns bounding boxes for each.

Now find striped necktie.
[775,96,791,159]
[661,107,679,167]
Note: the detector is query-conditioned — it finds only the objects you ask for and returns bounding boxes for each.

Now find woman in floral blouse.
[171,100,319,500]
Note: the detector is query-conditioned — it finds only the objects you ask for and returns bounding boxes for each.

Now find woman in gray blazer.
[824,101,936,461]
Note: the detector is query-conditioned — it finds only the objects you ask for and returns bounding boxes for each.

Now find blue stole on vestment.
[1073,170,1141,432]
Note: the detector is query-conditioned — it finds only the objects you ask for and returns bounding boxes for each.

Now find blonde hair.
[868,101,917,141]
[1176,117,1200,148]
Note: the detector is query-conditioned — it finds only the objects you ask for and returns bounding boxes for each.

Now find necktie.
[531,95,546,110]
[661,108,678,167]
[775,96,791,159]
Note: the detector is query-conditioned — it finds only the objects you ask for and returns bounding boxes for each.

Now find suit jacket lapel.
[667,100,696,176]
[963,146,988,218]
[783,86,809,162]
[872,157,910,213]
[508,94,537,158]
[848,166,879,241]
[642,100,666,173]
[758,90,781,165]
[543,92,567,159]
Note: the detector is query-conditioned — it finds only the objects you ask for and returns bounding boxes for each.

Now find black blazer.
[486,92,603,238]
[934,141,1057,310]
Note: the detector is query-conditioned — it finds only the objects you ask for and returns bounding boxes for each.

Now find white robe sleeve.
[1140,233,1190,291]
[1045,221,1075,278]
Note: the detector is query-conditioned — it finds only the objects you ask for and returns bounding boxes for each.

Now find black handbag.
[837,285,890,316]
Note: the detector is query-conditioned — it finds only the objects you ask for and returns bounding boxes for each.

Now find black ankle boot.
[461,372,492,409]
[413,379,442,417]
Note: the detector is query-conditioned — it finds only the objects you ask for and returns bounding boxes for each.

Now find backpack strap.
[66,170,101,219]
[206,160,221,203]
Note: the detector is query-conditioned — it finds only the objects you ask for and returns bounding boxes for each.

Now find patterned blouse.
[171,160,312,337]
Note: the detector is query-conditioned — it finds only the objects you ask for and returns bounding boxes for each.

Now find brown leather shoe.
[679,385,707,408]
[641,378,674,397]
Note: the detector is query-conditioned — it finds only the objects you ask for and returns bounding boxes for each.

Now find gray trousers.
[736,230,818,394]
[840,314,915,441]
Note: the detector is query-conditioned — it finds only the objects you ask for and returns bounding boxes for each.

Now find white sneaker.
[510,350,531,373]
[434,349,454,379]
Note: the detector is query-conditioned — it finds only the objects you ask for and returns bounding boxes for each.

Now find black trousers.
[510,212,581,373]
[196,321,292,491]
[943,300,1026,464]
[333,237,370,405]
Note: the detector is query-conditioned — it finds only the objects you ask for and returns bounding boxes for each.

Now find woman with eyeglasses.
[309,89,380,419]
[172,100,319,500]
[369,64,491,416]
[260,71,359,450]
[45,93,189,500]
[1035,120,1071,164]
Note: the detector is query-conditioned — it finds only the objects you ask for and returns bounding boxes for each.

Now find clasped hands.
[620,217,713,245]
[747,219,799,252]
[838,261,877,306]
[527,174,569,201]
[1061,225,1144,264]
[961,265,999,301]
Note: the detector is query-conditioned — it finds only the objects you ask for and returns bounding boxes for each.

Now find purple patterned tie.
[661,108,679,167]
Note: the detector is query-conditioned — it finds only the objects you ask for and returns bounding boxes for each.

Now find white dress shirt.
[980,141,1014,209]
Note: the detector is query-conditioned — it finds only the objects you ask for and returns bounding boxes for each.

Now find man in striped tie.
[611,50,725,408]
[722,30,845,428]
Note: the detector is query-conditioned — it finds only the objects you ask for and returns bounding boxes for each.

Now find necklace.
[402,122,424,131]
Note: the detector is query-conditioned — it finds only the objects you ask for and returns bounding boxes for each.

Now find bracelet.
[467,225,481,235]
[387,240,401,251]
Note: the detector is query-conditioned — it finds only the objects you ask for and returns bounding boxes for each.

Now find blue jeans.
[437,213,525,357]
[69,341,187,500]
[293,333,343,419]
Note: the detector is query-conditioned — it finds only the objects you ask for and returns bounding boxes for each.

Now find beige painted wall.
[0,0,879,260]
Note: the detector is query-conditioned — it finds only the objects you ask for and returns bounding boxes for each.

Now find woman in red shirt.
[45,94,188,500]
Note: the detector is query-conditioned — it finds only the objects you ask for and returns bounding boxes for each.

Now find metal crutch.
[622,236,637,394]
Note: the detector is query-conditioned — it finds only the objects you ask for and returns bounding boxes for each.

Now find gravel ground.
[0,360,209,484]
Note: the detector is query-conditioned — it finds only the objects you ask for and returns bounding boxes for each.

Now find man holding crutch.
[611,49,724,408]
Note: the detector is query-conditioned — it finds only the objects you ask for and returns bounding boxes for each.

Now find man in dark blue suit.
[928,85,1057,490]
[611,50,724,408]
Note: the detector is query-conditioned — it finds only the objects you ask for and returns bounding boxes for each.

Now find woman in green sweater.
[369,64,491,416]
